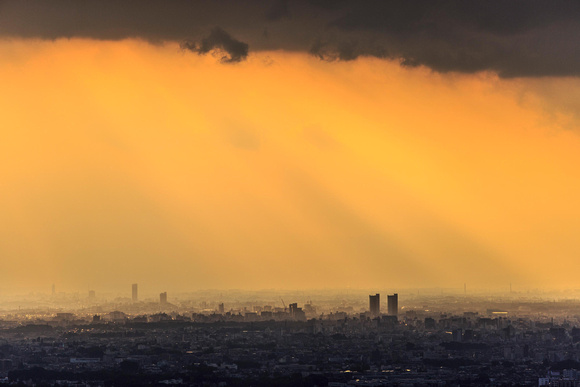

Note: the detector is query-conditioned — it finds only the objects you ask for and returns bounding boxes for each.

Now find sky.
[1,1,580,294]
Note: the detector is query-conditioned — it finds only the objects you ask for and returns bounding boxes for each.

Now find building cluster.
[0,292,578,385]
[131,284,168,306]
[369,293,398,319]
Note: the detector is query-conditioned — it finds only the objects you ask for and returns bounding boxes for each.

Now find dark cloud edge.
[1,0,580,77]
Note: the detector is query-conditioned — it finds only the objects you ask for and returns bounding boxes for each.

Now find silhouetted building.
[425,317,436,329]
[88,290,96,299]
[388,293,398,316]
[56,313,74,321]
[381,315,398,327]
[464,329,474,341]
[261,311,273,318]
[218,303,225,314]
[288,303,306,321]
[160,292,167,304]
[369,294,380,318]
[109,311,126,322]
[132,283,138,302]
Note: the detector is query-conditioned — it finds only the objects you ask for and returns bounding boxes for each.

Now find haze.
[1,3,580,294]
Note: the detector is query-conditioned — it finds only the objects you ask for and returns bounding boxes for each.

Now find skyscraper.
[132,284,138,302]
[388,293,398,316]
[369,294,380,318]
[160,292,167,304]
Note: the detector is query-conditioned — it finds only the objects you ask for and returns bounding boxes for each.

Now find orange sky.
[1,38,579,294]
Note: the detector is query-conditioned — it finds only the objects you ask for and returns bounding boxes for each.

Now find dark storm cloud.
[325,0,580,77]
[266,0,290,21]
[181,27,248,63]
[309,39,362,62]
[1,0,580,77]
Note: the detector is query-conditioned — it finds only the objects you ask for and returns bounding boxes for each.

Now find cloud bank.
[0,1,579,76]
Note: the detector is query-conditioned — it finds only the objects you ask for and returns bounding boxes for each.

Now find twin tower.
[132,284,168,304]
[369,293,398,318]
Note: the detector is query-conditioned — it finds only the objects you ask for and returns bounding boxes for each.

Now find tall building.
[369,294,380,318]
[160,292,167,304]
[388,293,398,316]
[88,290,96,299]
[288,303,306,321]
[132,284,138,302]
[218,303,225,314]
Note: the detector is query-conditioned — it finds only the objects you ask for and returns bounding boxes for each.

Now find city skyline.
[1,2,579,385]
[0,288,578,385]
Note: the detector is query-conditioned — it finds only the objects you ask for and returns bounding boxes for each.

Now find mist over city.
[1,287,580,385]
[2,0,580,385]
